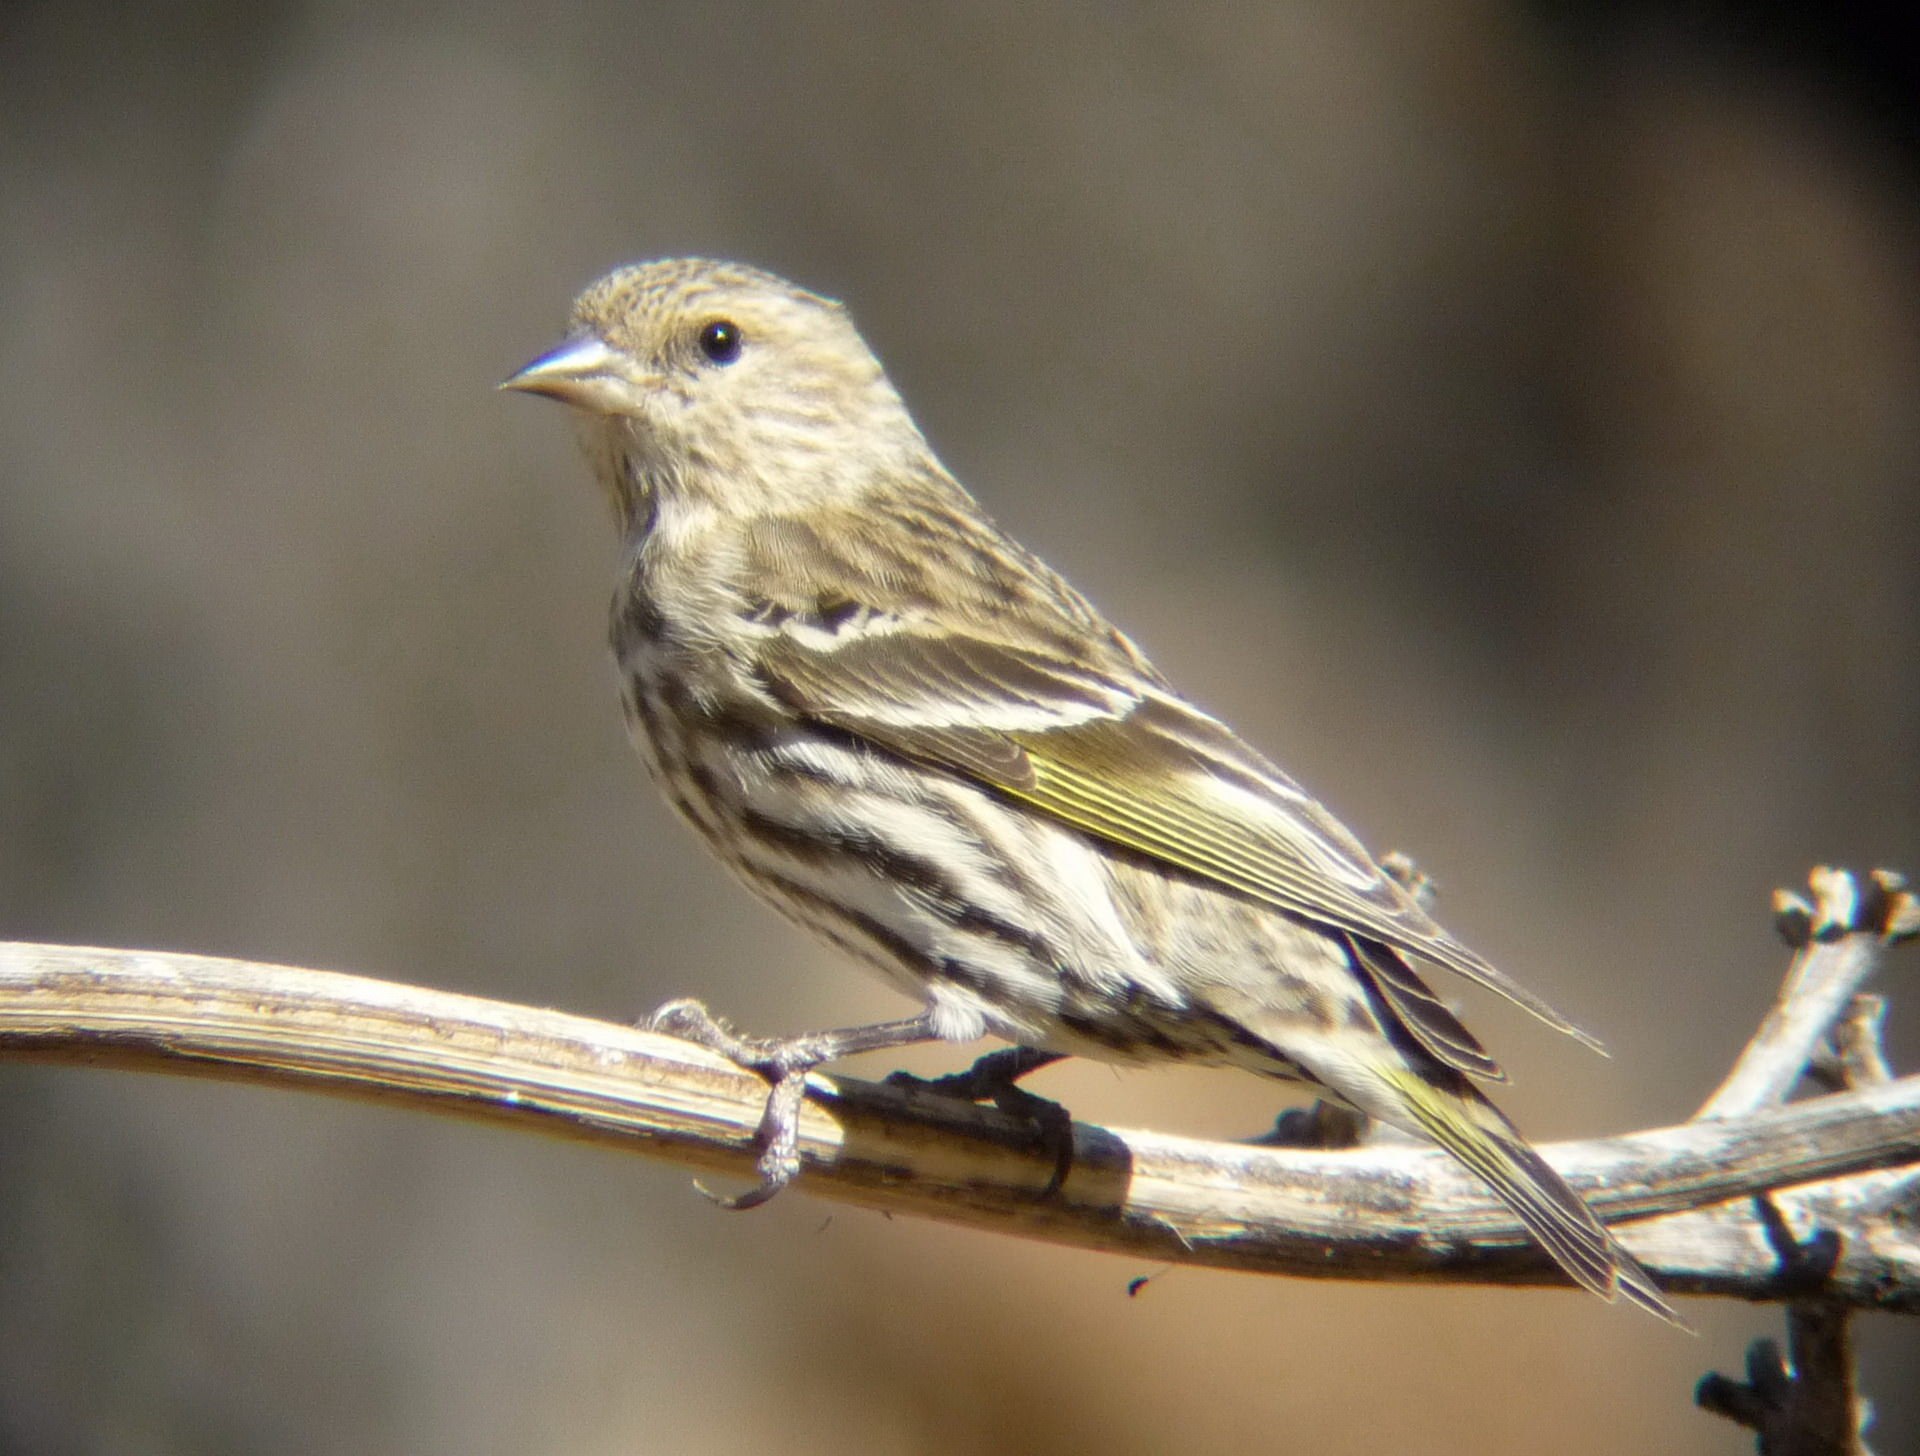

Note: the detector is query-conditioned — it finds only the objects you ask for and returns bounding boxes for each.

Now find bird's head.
[504,258,923,525]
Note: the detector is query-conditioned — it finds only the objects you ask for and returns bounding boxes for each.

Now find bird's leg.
[890,1045,1064,1100]
[887,1047,1076,1197]
[644,997,942,1209]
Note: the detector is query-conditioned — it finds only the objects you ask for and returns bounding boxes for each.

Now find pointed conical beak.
[499,335,629,412]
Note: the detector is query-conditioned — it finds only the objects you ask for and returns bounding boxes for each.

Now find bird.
[502,257,1675,1321]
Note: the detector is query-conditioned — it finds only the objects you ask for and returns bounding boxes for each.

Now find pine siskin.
[504,258,1675,1321]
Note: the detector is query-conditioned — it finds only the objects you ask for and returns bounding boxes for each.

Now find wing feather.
[756,625,1600,1053]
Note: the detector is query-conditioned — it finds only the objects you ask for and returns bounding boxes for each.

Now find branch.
[1698,868,1915,1119]
[1693,867,1918,1456]
[1,906,1915,1308]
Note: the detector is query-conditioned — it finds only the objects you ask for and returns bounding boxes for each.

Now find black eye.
[697,320,743,365]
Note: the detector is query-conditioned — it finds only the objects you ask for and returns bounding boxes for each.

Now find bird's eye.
[697,320,743,365]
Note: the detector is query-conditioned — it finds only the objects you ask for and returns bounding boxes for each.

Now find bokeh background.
[3,2,1917,1451]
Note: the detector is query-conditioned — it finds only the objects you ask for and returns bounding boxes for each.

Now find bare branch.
[1694,868,1916,1456]
[1818,996,1893,1093]
[1698,1309,1865,1456]
[2,937,1915,1310]
[1698,868,1908,1119]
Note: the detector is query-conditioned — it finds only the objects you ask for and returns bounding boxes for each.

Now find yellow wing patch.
[758,628,1600,1051]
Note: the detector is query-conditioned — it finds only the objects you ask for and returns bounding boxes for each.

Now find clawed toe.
[642,1003,944,1208]
[890,1047,1075,1196]
[645,1002,820,1206]
[696,1068,811,1210]
[645,998,767,1064]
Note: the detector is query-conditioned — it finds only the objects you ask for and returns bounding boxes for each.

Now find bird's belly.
[617,696,1322,1078]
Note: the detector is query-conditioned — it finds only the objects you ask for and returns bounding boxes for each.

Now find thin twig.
[1697,869,1902,1119]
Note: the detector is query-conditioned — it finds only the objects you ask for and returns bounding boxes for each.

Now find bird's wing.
[756,623,1600,1060]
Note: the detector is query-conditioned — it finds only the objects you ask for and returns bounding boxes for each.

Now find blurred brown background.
[3,2,1916,1451]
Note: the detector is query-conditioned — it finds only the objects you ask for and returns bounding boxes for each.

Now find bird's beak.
[499,335,630,413]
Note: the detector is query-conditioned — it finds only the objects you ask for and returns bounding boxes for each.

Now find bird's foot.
[644,998,820,1208]
[644,998,941,1209]
[887,1047,1076,1197]
[1250,1098,1373,1149]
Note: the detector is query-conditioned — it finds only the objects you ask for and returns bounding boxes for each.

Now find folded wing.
[756,623,1601,1070]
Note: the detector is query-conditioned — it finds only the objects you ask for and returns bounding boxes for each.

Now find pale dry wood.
[1692,868,1914,1456]
[2,939,1916,1309]
[1696,867,1904,1120]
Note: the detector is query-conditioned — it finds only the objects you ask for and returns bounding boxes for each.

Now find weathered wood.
[1693,867,1914,1456]
[2,937,1914,1308]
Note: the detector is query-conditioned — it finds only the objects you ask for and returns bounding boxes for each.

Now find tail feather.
[1346,934,1505,1082]
[1382,1067,1685,1327]
[1614,1252,1683,1325]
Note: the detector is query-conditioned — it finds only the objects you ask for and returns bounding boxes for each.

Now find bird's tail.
[1373,1064,1682,1327]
